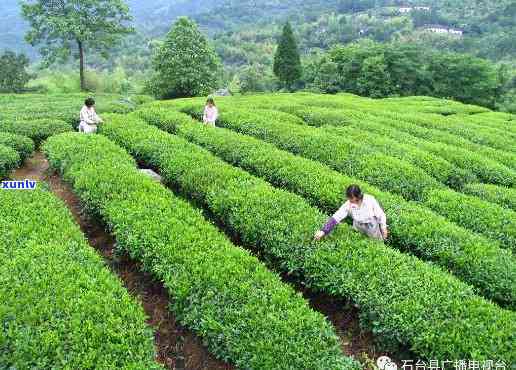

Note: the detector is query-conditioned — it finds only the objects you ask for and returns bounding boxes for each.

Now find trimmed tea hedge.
[352,111,516,171]
[0,187,160,369]
[267,101,516,186]
[43,133,356,370]
[102,115,516,362]
[423,188,516,252]
[0,132,34,161]
[180,104,443,202]
[0,118,72,147]
[136,107,516,308]
[463,183,516,211]
[325,120,516,187]
[0,144,20,179]
[270,94,516,171]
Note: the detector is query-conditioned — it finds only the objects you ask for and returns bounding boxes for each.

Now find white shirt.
[203,105,218,123]
[80,106,102,125]
[333,194,387,229]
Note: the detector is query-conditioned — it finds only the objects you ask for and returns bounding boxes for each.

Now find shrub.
[0,119,72,147]
[101,114,516,362]
[423,189,516,252]
[43,133,356,370]
[322,114,516,186]
[180,104,444,202]
[0,145,20,179]
[0,132,34,161]
[136,106,516,308]
[463,183,516,211]
[0,188,160,369]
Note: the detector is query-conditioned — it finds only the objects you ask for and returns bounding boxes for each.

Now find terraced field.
[1,92,514,369]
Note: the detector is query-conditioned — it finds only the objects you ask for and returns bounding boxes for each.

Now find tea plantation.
[1,92,514,369]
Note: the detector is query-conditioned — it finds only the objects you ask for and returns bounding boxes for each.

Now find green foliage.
[273,22,302,90]
[137,105,516,308]
[179,103,443,202]
[148,17,221,99]
[0,188,160,369]
[21,0,133,89]
[427,52,499,108]
[0,132,34,161]
[270,104,476,189]
[0,144,20,179]
[306,41,502,108]
[0,119,72,147]
[102,112,516,361]
[423,189,516,252]
[463,183,516,212]
[44,132,356,370]
[0,51,32,93]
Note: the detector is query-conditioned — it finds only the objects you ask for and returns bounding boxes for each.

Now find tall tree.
[21,0,133,91]
[0,51,32,93]
[273,22,302,91]
[148,17,221,99]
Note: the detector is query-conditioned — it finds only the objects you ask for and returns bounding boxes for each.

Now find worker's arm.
[93,109,103,124]
[314,202,349,241]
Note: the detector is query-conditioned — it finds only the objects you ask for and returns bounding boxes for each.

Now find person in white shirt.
[203,97,218,127]
[79,98,103,134]
[314,184,388,241]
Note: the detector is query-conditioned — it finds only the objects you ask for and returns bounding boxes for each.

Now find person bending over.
[79,98,103,134]
[314,185,388,242]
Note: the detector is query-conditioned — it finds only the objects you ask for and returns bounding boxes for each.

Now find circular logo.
[377,356,398,370]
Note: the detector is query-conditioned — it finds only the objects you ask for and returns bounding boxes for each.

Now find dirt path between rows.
[13,152,233,370]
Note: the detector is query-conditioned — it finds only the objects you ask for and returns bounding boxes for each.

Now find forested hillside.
[4,0,515,63]
[2,0,514,111]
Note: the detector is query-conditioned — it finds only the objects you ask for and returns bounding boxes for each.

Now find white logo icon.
[377,356,398,370]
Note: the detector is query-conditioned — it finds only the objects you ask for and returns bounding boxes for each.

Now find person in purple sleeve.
[314,184,389,242]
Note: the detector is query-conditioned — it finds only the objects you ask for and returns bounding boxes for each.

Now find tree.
[273,22,302,91]
[0,51,32,93]
[428,52,499,108]
[148,17,221,99]
[21,0,133,91]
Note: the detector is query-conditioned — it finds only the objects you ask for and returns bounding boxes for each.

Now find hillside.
[2,0,515,64]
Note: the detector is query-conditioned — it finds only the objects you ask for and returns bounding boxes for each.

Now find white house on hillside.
[424,25,463,36]
[398,6,431,13]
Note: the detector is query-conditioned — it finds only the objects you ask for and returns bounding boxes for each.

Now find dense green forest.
[1,0,515,110]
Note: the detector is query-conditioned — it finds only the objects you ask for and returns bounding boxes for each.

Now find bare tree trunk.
[78,40,85,91]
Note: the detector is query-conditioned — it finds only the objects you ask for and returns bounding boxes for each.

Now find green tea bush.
[0,144,20,179]
[180,104,444,202]
[423,189,516,252]
[264,101,516,184]
[324,125,475,189]
[43,133,356,370]
[0,118,72,147]
[0,188,160,369]
[102,115,516,362]
[136,107,516,308]
[463,183,516,211]
[325,117,516,186]
[0,132,34,161]
[278,94,516,170]
[384,112,516,153]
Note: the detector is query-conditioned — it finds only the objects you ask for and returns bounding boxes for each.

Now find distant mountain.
[0,0,514,64]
